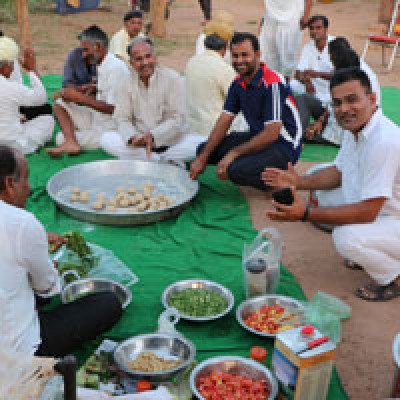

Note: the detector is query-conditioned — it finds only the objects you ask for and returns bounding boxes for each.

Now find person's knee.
[92,291,123,327]
[332,225,363,259]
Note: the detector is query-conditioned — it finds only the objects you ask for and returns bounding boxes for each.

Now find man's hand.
[300,15,309,30]
[20,48,37,73]
[305,119,324,140]
[216,151,238,180]
[262,162,298,188]
[47,232,67,253]
[267,187,306,221]
[129,133,153,158]
[190,156,207,180]
[304,78,315,94]
[61,87,86,104]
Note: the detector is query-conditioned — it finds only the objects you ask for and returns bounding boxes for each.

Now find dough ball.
[70,193,79,202]
[159,201,168,209]
[80,192,89,203]
[108,198,117,207]
[106,205,116,212]
[71,187,81,194]
[96,192,106,200]
[92,201,105,211]
[119,198,129,208]
[135,193,144,203]
[136,200,150,212]
[127,186,136,195]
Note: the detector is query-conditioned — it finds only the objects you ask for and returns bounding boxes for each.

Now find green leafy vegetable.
[168,288,228,317]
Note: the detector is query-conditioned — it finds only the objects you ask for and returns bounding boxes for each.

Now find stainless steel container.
[113,333,196,383]
[190,356,278,399]
[47,160,199,226]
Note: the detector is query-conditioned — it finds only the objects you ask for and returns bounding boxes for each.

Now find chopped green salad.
[168,288,228,317]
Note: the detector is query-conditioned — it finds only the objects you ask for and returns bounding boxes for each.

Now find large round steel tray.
[47,160,199,226]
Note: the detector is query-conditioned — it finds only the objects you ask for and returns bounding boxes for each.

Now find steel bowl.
[190,356,278,400]
[113,333,196,383]
[46,159,199,226]
[162,279,234,322]
[61,278,132,309]
[236,295,304,338]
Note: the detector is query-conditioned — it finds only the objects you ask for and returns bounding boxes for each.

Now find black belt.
[153,145,169,153]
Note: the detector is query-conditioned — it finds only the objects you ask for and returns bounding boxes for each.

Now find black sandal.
[355,282,400,301]
[344,259,363,270]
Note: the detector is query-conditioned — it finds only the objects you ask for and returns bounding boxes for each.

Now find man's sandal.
[355,282,400,301]
[344,259,363,270]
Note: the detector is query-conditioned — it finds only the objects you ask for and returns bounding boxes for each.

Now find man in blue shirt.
[62,29,97,88]
[190,32,302,190]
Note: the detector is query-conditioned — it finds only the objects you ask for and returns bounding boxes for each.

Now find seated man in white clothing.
[185,28,235,137]
[0,37,54,155]
[290,15,335,138]
[48,25,129,157]
[109,10,145,64]
[0,146,122,356]
[263,68,400,301]
[305,38,381,146]
[101,37,204,162]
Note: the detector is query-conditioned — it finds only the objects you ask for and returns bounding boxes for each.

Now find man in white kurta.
[185,33,236,137]
[101,37,203,162]
[109,10,145,64]
[0,37,54,154]
[48,26,129,156]
[260,0,312,78]
[263,67,400,301]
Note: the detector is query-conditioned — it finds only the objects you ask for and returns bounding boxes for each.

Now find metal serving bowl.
[236,295,304,338]
[113,333,196,383]
[190,356,278,400]
[61,278,132,309]
[161,279,234,322]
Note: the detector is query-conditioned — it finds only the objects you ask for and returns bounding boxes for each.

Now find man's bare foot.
[46,142,81,157]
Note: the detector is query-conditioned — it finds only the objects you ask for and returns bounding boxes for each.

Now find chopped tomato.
[197,371,270,400]
[136,380,152,392]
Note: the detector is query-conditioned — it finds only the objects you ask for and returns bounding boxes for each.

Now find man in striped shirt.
[190,32,302,190]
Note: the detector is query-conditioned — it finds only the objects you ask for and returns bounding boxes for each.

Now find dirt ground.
[3,0,400,399]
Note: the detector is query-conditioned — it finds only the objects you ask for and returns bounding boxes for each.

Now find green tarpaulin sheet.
[31,76,400,399]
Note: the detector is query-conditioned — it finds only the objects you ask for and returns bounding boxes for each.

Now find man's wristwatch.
[302,204,311,222]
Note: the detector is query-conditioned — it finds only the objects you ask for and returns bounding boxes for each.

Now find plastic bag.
[53,243,138,287]
[243,228,282,297]
[303,291,352,344]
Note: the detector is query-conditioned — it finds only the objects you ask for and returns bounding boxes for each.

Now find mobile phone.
[272,187,294,205]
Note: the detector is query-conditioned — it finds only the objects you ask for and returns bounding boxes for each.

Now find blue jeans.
[197,132,292,191]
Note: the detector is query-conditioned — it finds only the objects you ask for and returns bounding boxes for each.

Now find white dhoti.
[260,0,303,76]
[100,132,205,162]
[307,163,400,285]
[0,116,54,155]
[55,100,116,149]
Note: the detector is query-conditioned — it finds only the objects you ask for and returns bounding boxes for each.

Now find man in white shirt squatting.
[259,0,312,78]
[263,67,400,301]
[47,25,129,157]
[109,10,145,64]
[0,37,54,154]
[101,37,204,162]
[0,146,122,356]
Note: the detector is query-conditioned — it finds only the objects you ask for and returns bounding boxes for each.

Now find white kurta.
[56,53,129,149]
[195,33,231,64]
[109,28,145,64]
[0,72,54,154]
[101,66,204,162]
[312,110,400,284]
[0,200,60,354]
[260,0,304,76]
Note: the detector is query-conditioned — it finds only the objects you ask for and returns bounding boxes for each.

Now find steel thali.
[47,160,199,226]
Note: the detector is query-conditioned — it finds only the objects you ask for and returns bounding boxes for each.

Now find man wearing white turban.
[260,0,312,79]
[0,37,54,154]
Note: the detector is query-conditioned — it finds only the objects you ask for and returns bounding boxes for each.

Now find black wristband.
[302,204,311,222]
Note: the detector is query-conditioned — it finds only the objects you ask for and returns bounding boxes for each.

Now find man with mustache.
[263,67,400,301]
[190,32,302,190]
[101,37,204,162]
[48,25,129,157]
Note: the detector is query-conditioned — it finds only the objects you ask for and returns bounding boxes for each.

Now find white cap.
[0,37,19,63]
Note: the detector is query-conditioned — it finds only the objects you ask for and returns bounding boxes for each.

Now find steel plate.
[46,160,199,226]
